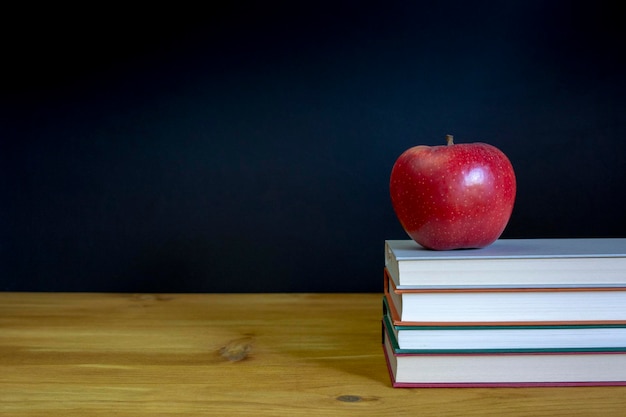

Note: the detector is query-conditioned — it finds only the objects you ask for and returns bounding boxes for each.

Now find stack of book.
[382,238,626,387]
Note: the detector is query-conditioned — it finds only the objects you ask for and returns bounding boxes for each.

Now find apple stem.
[446,134,454,145]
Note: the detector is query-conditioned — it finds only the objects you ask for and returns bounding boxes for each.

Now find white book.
[385,238,626,289]
[383,330,626,387]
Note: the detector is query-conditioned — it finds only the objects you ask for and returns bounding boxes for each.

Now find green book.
[383,298,626,353]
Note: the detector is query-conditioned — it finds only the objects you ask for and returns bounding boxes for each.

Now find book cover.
[385,238,626,289]
[382,323,626,388]
[384,269,626,326]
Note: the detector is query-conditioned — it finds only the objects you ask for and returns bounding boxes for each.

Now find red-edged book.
[382,319,626,388]
[384,268,626,326]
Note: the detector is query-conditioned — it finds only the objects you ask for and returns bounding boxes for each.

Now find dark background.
[2,1,625,292]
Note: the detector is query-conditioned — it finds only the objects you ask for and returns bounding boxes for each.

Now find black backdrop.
[3,1,625,292]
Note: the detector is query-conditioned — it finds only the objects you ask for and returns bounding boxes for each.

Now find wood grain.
[1,292,625,416]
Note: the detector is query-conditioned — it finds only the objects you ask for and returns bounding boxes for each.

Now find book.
[383,298,626,353]
[385,238,626,289]
[384,269,626,325]
[382,321,626,387]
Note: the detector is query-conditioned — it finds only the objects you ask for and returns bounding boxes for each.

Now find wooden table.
[1,292,625,416]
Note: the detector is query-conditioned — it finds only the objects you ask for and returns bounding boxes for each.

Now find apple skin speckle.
[389,139,516,250]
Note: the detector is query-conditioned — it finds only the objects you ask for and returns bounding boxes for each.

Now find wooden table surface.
[1,292,625,416]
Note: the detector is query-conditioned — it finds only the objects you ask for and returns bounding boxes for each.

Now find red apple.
[390,135,516,250]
